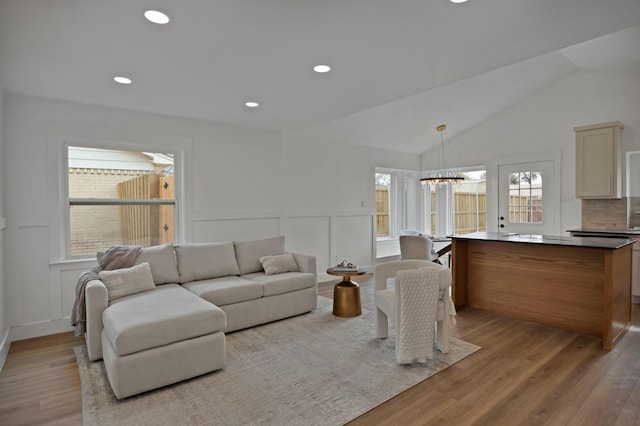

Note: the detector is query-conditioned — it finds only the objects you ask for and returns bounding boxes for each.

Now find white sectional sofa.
[83,236,317,399]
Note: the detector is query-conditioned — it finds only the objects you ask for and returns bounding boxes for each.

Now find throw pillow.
[98,262,156,302]
[259,253,299,275]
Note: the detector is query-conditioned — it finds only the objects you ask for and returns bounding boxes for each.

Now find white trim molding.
[0,328,10,372]
[487,151,562,235]
[10,318,75,342]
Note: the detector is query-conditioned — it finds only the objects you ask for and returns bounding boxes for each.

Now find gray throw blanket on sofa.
[71,245,142,336]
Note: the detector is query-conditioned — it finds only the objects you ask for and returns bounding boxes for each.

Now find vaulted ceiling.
[1,0,639,154]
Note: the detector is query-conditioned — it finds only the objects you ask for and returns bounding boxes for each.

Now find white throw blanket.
[395,268,440,364]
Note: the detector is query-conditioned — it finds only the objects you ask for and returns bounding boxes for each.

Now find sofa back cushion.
[174,242,240,283]
[98,262,156,302]
[135,243,180,284]
[234,236,286,275]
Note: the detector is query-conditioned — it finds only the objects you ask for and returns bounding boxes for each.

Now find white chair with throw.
[399,234,439,262]
[374,260,452,363]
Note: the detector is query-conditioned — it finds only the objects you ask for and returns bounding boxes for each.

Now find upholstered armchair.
[374,259,452,362]
[399,235,439,262]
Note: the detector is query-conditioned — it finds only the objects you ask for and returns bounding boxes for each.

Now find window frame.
[425,166,486,237]
[60,140,185,261]
[375,172,393,238]
[508,170,543,224]
[375,168,421,240]
[375,167,423,258]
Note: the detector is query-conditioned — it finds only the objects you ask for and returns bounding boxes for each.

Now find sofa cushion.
[98,262,156,302]
[242,272,316,297]
[234,236,285,275]
[135,243,179,284]
[174,242,240,283]
[183,276,263,306]
[102,284,226,356]
[259,253,299,275]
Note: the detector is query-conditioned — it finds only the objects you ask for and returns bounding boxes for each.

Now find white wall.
[422,68,640,234]
[280,136,420,271]
[0,84,9,368]
[2,93,420,340]
[2,94,281,339]
[6,67,636,343]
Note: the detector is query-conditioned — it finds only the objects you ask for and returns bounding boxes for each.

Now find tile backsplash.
[581,197,628,230]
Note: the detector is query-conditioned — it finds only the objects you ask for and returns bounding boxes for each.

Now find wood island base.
[451,233,633,350]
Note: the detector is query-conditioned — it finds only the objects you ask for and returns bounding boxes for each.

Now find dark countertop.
[566,228,640,236]
[451,231,635,249]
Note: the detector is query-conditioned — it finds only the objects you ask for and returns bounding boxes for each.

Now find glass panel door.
[498,161,554,235]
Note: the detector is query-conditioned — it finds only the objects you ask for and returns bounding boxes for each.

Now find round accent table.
[326,268,367,317]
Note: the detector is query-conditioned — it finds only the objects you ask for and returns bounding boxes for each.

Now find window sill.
[376,237,400,259]
[49,258,97,271]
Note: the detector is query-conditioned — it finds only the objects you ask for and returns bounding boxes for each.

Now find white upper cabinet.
[575,121,624,199]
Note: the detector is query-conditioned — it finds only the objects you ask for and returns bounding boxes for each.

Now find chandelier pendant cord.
[439,128,447,177]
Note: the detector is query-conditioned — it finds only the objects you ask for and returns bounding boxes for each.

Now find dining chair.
[399,234,439,262]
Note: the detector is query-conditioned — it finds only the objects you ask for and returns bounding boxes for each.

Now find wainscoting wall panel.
[333,215,375,273]
[192,213,374,283]
[7,212,375,340]
[60,268,88,323]
[18,224,51,326]
[282,216,331,280]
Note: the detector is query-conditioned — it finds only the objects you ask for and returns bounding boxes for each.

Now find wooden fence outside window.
[376,187,390,237]
[117,174,175,246]
[375,188,488,237]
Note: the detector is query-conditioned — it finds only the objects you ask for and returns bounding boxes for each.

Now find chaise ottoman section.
[101,284,227,399]
[102,330,225,399]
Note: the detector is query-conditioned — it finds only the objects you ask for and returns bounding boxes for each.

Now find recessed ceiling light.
[313,64,331,73]
[144,10,170,24]
[245,101,259,108]
[113,76,132,85]
[450,0,468,3]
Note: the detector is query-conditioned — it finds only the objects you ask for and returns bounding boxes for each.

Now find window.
[429,168,486,237]
[66,146,177,257]
[375,168,421,258]
[375,172,392,237]
[508,171,542,223]
[453,170,487,234]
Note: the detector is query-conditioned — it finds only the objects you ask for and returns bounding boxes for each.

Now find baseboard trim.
[10,318,74,342]
[0,327,11,372]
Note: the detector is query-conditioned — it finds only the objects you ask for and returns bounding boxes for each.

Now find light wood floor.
[1,277,639,425]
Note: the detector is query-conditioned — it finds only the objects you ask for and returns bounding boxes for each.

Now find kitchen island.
[451,232,634,350]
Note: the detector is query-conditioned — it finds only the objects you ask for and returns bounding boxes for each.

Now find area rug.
[75,297,480,426]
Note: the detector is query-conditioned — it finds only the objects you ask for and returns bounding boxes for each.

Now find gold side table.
[327,268,366,317]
